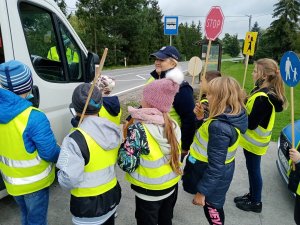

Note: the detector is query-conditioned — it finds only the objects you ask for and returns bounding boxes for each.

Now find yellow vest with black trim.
[0,107,55,196]
[47,46,79,63]
[146,77,181,126]
[71,128,118,197]
[125,124,181,190]
[99,106,122,125]
[190,119,240,164]
[239,92,275,156]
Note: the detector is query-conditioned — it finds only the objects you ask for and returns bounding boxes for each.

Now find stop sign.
[205,6,224,41]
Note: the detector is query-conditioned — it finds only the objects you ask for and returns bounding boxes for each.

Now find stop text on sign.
[206,19,221,29]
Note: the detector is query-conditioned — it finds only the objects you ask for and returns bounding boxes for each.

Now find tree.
[266,0,300,61]
[222,33,240,57]
[55,0,67,16]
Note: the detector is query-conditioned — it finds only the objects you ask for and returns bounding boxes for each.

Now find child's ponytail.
[163,113,182,175]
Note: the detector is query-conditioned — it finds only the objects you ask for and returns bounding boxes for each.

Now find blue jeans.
[244,149,262,203]
[14,187,49,225]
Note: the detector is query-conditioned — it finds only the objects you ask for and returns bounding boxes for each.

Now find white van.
[0,0,99,198]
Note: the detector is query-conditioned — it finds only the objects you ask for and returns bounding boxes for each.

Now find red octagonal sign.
[205,6,224,41]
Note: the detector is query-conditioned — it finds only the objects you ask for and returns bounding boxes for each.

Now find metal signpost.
[164,16,179,46]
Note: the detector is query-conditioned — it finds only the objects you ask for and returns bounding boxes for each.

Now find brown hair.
[163,113,182,175]
[205,70,222,83]
[208,76,246,119]
[255,58,288,109]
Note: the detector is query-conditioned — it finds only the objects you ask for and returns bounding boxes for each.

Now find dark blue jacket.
[0,89,60,163]
[150,69,196,150]
[182,109,248,208]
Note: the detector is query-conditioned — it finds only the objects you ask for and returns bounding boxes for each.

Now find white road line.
[136,75,146,80]
[112,84,147,96]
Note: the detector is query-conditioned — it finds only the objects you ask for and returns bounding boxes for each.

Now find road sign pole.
[242,54,249,89]
[199,40,212,100]
[170,35,172,46]
[291,87,296,170]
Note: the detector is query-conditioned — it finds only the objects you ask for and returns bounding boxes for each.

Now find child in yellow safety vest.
[56,83,122,225]
[235,58,287,213]
[194,71,222,122]
[118,69,183,225]
[182,77,248,225]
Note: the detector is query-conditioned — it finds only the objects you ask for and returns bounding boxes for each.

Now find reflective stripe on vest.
[239,92,275,155]
[126,124,181,190]
[190,119,240,164]
[99,106,122,125]
[71,128,118,197]
[0,107,55,196]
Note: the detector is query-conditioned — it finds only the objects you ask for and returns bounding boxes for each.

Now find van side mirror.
[85,52,100,82]
[30,85,40,108]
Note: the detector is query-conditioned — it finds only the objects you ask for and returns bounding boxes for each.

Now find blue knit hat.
[0,60,33,95]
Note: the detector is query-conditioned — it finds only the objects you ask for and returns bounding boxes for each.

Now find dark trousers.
[102,213,115,225]
[135,186,178,225]
[244,149,262,203]
[204,203,225,225]
[295,194,300,225]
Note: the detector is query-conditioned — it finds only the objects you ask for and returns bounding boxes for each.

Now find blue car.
[276,120,300,188]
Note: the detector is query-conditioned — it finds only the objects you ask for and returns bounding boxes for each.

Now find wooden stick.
[242,54,249,89]
[192,57,197,85]
[291,87,296,171]
[78,48,108,126]
[199,40,212,100]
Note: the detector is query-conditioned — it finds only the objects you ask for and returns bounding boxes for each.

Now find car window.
[0,26,4,64]
[19,2,83,82]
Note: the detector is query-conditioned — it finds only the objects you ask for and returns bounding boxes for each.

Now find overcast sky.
[65,0,278,39]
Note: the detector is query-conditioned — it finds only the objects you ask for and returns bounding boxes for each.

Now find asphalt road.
[0,142,295,225]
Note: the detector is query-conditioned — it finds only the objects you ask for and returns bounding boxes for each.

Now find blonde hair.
[208,76,246,119]
[163,113,182,175]
[255,58,288,109]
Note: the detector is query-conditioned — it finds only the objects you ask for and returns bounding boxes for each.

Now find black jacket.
[150,69,196,150]
[248,87,284,130]
[182,109,248,208]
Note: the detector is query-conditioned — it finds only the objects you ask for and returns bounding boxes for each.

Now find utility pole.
[246,15,252,31]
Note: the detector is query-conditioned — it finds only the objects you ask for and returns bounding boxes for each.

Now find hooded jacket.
[182,109,248,208]
[56,116,122,219]
[0,89,60,163]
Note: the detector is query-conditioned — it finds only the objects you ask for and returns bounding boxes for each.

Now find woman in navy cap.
[148,46,196,161]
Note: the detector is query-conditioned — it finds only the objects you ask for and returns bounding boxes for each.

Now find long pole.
[170,35,172,46]
[78,48,108,126]
[199,40,212,100]
[291,87,296,171]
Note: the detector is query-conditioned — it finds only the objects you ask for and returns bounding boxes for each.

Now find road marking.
[136,75,146,80]
[112,84,147,96]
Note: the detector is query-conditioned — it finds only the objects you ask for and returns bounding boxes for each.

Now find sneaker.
[236,200,262,213]
[234,193,251,203]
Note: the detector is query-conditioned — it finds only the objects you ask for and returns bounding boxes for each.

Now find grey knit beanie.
[72,83,102,115]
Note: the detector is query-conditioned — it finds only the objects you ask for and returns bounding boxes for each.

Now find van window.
[19,3,83,82]
[0,27,4,63]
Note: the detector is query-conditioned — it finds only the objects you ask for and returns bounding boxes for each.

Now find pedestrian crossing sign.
[243,32,258,56]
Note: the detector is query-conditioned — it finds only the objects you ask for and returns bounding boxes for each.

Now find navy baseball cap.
[150,46,180,61]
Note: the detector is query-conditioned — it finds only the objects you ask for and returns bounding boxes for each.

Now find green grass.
[221,61,300,141]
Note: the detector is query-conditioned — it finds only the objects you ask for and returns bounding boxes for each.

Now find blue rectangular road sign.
[164,16,178,35]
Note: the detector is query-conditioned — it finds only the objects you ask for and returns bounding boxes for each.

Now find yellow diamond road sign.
[243,32,258,56]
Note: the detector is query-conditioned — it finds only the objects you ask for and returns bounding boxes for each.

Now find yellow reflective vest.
[99,106,122,126]
[0,107,55,196]
[190,119,240,164]
[239,92,275,156]
[126,124,181,190]
[47,46,79,63]
[71,128,118,197]
[146,76,181,126]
